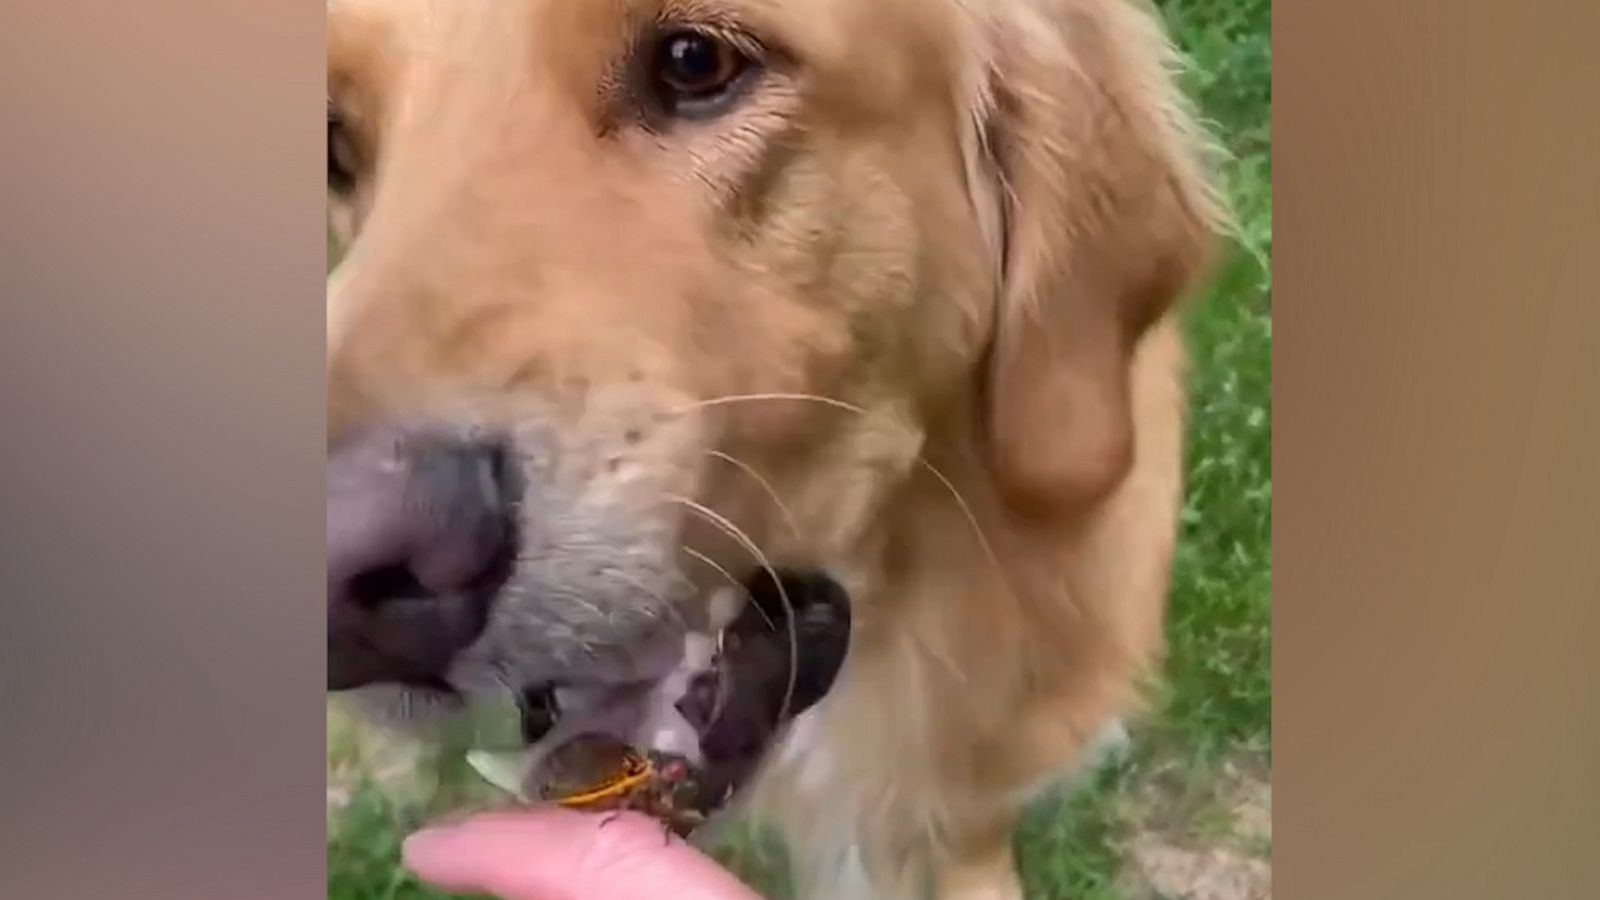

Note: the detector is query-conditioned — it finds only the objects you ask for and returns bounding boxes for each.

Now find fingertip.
[400,811,566,892]
[401,809,760,900]
[398,824,454,872]
[400,825,480,892]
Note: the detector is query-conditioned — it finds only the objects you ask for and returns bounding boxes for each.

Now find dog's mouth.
[464,569,852,831]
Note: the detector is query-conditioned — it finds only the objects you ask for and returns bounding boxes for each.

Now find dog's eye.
[649,29,752,116]
[328,108,360,193]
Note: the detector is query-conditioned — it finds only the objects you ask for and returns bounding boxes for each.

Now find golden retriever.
[326,0,1221,897]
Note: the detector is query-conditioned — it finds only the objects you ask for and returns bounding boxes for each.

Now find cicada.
[534,733,709,838]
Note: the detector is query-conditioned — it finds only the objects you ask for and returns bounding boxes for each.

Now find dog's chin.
[340,568,850,832]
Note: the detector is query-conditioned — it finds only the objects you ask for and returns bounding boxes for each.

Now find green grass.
[329,0,1270,895]
[1016,0,1271,895]
[1147,0,1272,765]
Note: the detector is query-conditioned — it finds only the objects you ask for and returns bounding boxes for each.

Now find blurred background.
[327,0,1271,897]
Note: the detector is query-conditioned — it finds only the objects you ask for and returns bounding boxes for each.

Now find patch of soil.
[1120,757,1271,900]
[1126,838,1270,900]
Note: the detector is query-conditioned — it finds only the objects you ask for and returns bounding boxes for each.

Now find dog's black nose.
[327,425,520,691]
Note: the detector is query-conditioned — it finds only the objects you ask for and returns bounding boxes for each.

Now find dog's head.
[327,0,1218,731]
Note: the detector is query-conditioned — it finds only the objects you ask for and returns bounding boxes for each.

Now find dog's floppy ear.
[972,0,1221,515]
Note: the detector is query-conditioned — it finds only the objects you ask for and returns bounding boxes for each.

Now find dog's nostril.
[327,426,523,691]
[347,564,431,608]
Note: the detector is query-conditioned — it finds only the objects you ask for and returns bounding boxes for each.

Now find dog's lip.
[467,664,712,799]
[463,629,721,790]
[514,636,716,752]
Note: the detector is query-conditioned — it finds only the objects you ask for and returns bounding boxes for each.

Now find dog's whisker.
[681,545,776,632]
[603,567,680,622]
[670,391,879,420]
[672,393,1011,600]
[705,449,803,543]
[666,494,801,726]
[506,569,607,622]
[675,546,744,733]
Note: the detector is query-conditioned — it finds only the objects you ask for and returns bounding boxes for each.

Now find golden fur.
[327,0,1221,896]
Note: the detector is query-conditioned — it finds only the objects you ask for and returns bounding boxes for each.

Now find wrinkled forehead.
[327,0,975,114]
